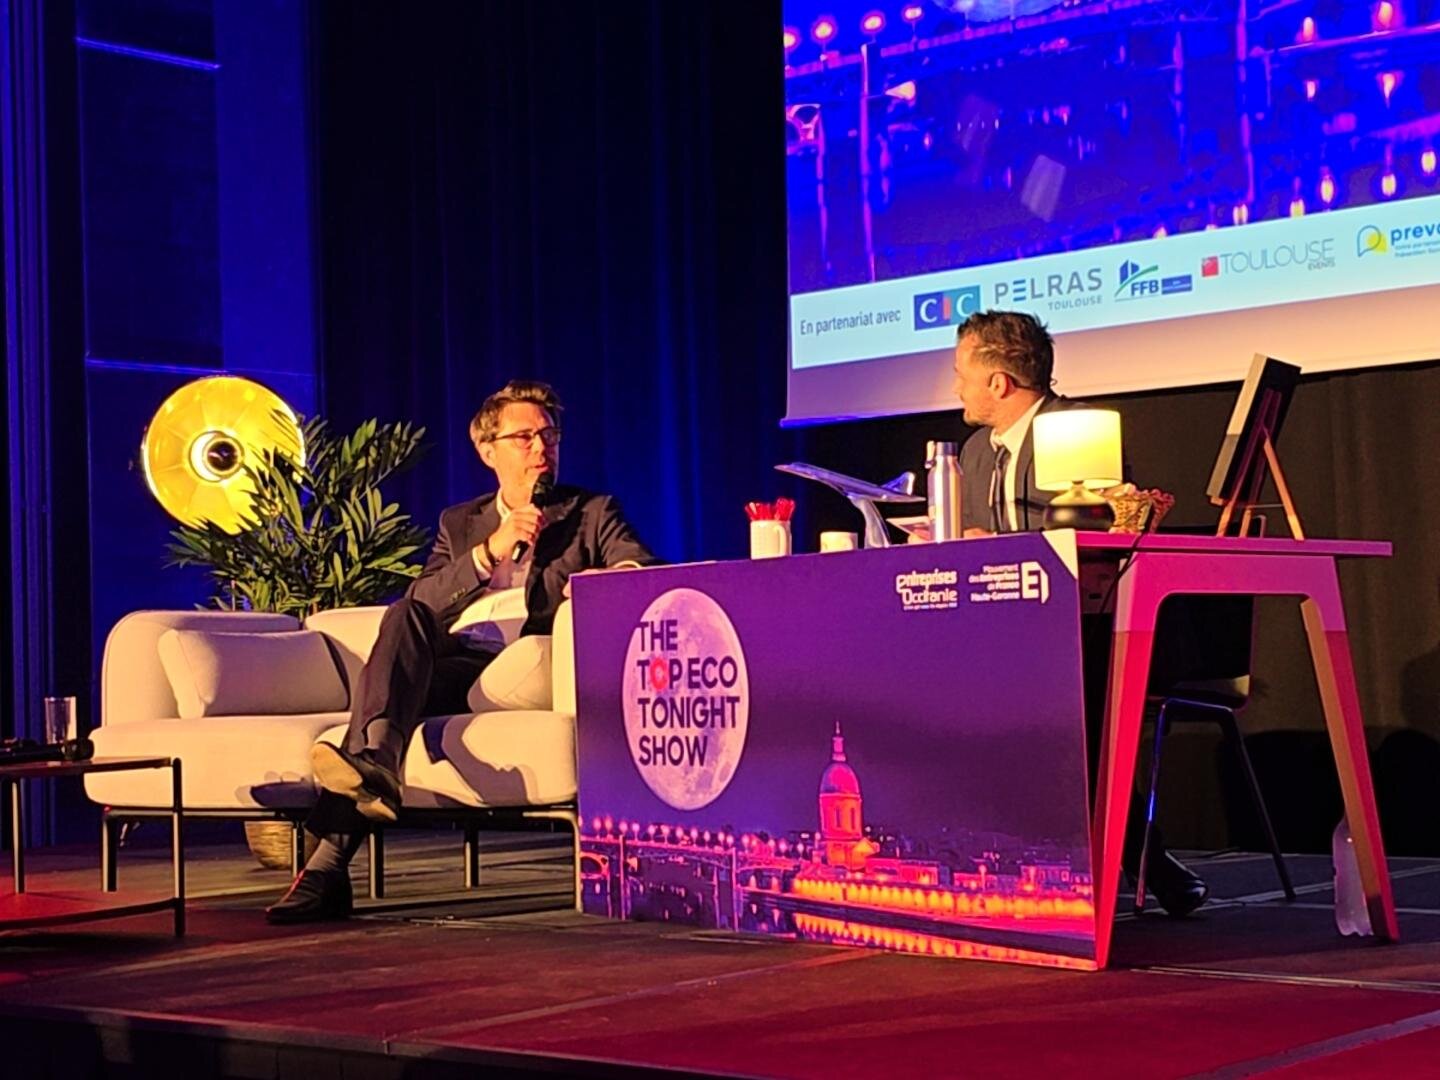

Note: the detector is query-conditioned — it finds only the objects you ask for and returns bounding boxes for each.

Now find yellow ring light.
[141,376,304,533]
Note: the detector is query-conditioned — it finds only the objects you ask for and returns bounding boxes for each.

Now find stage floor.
[4,833,1440,1078]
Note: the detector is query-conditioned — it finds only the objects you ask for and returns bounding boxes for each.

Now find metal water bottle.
[926,440,963,542]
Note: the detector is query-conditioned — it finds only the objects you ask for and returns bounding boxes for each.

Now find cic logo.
[913,286,982,330]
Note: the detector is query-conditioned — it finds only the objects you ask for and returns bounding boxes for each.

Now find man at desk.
[267,379,657,923]
[951,309,1210,915]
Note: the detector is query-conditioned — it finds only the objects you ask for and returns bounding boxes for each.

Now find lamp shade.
[1033,408,1123,492]
[140,376,304,533]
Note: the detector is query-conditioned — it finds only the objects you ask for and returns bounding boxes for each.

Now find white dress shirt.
[455,490,531,651]
[990,396,1047,533]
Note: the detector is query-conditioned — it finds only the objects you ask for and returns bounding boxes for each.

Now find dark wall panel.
[78,47,221,367]
[85,366,211,670]
[76,0,318,696]
[215,0,316,382]
[76,0,214,61]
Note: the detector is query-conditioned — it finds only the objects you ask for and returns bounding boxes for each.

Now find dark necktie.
[990,444,1011,534]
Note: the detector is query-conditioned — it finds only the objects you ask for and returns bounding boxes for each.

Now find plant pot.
[244,821,317,871]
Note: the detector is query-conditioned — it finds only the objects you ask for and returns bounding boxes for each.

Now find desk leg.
[526,809,582,912]
[171,760,186,937]
[1301,593,1399,942]
[1092,627,1155,969]
[9,780,23,893]
[102,815,120,892]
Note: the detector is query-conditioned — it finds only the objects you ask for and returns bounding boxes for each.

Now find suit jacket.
[405,484,658,636]
[958,395,1088,532]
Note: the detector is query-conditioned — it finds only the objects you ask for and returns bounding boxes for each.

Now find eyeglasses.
[488,427,562,448]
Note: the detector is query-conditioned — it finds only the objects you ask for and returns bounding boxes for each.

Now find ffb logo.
[913,286,982,330]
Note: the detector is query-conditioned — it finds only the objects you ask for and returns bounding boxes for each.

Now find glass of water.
[43,695,77,745]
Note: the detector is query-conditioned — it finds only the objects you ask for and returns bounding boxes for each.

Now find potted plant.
[166,416,431,866]
[167,416,431,616]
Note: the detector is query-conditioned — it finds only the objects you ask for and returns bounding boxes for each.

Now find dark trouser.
[306,596,496,836]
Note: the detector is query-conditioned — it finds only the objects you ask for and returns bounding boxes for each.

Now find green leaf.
[161,416,432,613]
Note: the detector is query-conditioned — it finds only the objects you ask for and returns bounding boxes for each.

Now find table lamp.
[1033,408,1123,530]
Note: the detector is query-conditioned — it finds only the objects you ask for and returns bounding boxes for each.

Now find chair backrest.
[1149,595,1255,701]
[102,610,299,727]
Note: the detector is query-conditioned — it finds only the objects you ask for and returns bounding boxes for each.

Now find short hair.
[469,380,563,446]
[956,310,1054,392]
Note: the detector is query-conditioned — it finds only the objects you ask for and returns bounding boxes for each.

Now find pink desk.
[1077,534,1397,967]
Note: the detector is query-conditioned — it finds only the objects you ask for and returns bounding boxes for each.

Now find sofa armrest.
[552,599,576,716]
[102,610,299,728]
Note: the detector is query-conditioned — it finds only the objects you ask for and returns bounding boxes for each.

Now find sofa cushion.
[317,709,576,808]
[303,607,386,693]
[158,629,348,719]
[451,590,527,650]
[103,610,300,729]
[84,713,347,809]
[467,635,553,712]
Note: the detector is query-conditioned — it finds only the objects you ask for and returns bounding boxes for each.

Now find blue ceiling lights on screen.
[782,0,1440,423]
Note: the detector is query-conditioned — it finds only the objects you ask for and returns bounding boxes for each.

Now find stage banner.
[571,532,1096,970]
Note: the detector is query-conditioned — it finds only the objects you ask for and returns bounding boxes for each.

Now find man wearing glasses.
[268,379,656,923]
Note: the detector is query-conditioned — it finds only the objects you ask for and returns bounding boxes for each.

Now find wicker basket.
[1107,487,1176,534]
[244,821,319,871]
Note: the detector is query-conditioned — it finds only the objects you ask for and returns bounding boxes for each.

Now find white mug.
[819,530,858,553]
[749,520,791,559]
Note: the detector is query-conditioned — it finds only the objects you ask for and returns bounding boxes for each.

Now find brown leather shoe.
[310,743,402,822]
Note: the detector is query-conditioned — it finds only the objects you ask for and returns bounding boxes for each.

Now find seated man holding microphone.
[949,309,1210,916]
[268,379,658,923]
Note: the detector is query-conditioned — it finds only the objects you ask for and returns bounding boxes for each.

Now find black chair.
[1133,595,1297,913]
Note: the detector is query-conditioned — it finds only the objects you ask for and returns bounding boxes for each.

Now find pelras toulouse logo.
[993,267,1104,311]
[912,286,982,330]
[621,588,750,811]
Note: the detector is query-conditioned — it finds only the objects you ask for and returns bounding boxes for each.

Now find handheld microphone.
[510,473,554,562]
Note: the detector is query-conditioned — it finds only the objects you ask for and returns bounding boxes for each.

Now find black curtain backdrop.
[314,1,797,564]
[312,2,1440,846]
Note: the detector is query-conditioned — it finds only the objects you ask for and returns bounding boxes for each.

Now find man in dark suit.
[952,311,1209,916]
[952,310,1086,534]
[268,379,657,923]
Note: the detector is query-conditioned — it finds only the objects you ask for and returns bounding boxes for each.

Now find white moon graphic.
[621,588,750,811]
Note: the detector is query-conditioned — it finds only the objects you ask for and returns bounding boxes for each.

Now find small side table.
[2,756,185,936]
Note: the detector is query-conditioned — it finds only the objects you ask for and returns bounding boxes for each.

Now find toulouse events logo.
[1200,238,1336,277]
[621,588,750,811]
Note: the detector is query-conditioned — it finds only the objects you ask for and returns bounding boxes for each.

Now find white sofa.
[85,600,580,897]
